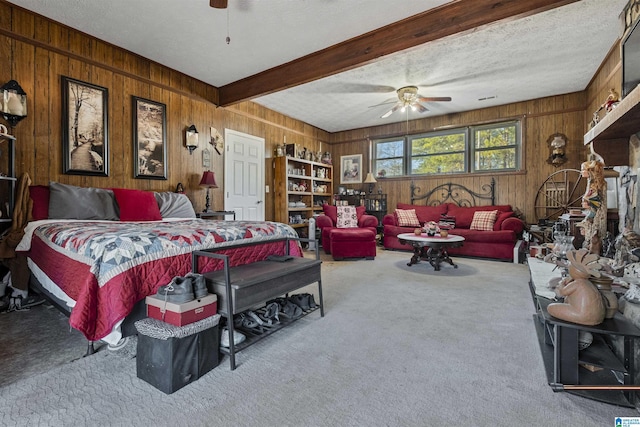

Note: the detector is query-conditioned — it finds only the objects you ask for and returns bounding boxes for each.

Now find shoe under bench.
[192,237,323,370]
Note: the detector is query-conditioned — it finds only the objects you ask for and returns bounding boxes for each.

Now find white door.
[224,129,265,221]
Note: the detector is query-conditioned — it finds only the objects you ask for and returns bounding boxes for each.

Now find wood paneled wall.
[0,2,329,217]
[329,92,590,224]
[0,1,627,226]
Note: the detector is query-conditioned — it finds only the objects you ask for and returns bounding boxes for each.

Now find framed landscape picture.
[340,154,362,184]
[62,76,109,176]
[133,96,167,180]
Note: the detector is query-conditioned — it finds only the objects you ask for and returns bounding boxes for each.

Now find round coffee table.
[397,233,465,271]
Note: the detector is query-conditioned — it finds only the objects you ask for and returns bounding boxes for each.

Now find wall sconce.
[0,80,27,127]
[199,170,218,212]
[186,125,199,155]
[364,172,377,194]
[546,132,568,167]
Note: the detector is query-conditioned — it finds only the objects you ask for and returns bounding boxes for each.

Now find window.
[374,138,404,178]
[373,120,520,177]
[410,130,466,174]
[473,123,518,171]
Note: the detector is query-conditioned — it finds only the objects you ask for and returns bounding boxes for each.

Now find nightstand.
[197,211,236,220]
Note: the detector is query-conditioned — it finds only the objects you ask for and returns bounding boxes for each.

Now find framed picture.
[61,76,109,176]
[133,96,167,180]
[340,154,362,184]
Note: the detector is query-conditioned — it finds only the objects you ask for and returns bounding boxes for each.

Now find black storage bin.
[135,315,220,394]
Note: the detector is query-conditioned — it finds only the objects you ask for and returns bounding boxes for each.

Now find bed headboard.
[410,178,496,207]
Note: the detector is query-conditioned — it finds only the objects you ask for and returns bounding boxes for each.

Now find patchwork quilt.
[18,219,302,341]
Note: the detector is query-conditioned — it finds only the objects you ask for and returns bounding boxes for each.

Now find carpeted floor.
[0,248,638,426]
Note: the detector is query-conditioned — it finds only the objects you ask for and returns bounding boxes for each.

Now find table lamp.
[364,172,377,194]
[199,170,218,212]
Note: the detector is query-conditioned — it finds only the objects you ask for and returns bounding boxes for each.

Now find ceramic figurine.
[547,249,606,326]
[322,152,332,165]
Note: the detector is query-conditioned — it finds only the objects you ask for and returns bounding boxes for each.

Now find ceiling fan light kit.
[380,85,451,119]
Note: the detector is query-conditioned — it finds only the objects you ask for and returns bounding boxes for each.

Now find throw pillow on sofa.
[397,203,447,224]
[470,210,498,231]
[438,214,456,229]
[395,209,421,227]
[447,204,511,228]
[322,204,366,225]
[336,206,358,228]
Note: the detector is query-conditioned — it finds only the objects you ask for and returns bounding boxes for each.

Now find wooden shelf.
[584,84,640,145]
[273,156,332,232]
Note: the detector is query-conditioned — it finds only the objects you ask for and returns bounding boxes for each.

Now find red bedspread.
[18,219,302,341]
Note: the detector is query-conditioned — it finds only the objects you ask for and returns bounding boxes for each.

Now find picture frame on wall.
[62,76,109,176]
[340,154,362,184]
[132,96,167,180]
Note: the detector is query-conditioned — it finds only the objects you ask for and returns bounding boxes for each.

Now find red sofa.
[382,203,524,261]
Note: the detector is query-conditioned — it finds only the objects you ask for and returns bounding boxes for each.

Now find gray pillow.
[48,182,119,220]
[154,192,196,218]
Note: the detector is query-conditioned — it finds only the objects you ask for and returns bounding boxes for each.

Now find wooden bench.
[192,237,323,370]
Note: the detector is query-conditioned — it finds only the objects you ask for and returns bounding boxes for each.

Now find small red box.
[146,294,218,327]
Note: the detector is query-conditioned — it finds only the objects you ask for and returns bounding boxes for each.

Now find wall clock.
[210,127,224,155]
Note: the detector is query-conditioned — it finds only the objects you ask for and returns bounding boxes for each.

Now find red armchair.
[316,204,378,260]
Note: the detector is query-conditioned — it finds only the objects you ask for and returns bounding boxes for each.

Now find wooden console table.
[528,258,640,407]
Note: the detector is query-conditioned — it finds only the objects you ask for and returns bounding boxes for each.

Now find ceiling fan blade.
[381,104,400,119]
[368,98,397,108]
[417,96,452,102]
[210,0,228,8]
[414,103,429,113]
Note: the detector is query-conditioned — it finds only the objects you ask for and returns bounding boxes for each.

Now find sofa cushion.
[394,209,421,227]
[450,228,516,244]
[336,205,358,228]
[446,204,511,228]
[470,210,498,231]
[397,203,448,224]
[494,210,514,231]
[323,204,365,225]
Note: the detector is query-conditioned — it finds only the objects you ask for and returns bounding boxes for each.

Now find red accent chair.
[316,204,378,260]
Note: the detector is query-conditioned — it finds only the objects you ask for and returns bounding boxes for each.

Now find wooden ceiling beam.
[218,0,578,106]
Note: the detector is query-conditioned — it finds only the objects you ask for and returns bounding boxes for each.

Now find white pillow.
[154,192,196,218]
[336,206,358,228]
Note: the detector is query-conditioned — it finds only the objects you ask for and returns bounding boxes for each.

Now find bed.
[15,183,302,347]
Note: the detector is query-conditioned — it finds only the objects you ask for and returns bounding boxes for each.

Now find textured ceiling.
[5,0,628,132]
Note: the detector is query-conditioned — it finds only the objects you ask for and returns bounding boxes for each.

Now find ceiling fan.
[210,0,228,8]
[379,86,451,119]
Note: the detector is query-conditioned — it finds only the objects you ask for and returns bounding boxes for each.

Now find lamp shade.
[199,170,218,188]
[363,172,377,184]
